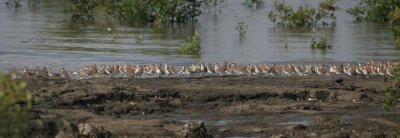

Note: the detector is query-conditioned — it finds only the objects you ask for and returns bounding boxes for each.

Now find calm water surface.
[0,0,398,71]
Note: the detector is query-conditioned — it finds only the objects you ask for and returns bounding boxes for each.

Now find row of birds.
[9,60,398,79]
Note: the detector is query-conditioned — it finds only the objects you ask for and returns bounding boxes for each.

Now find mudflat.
[25,76,400,137]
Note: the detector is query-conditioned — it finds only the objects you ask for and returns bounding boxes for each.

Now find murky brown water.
[0,0,398,71]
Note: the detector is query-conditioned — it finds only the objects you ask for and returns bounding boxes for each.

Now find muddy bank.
[25,76,400,137]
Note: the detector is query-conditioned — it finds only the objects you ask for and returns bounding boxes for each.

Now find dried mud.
[24,76,400,137]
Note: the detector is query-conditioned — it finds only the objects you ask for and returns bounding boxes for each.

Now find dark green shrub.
[0,74,32,137]
[346,0,400,22]
[68,0,202,23]
[347,1,400,46]
[268,0,337,27]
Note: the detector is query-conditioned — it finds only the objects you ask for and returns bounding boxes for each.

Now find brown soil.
[25,76,400,137]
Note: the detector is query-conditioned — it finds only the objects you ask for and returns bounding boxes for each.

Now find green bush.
[311,30,331,49]
[68,0,202,23]
[346,0,400,47]
[180,30,201,55]
[346,0,400,22]
[380,86,400,110]
[0,74,32,137]
[391,7,400,46]
[380,62,400,110]
[268,0,337,27]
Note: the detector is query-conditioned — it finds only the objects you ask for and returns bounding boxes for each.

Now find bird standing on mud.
[60,67,69,79]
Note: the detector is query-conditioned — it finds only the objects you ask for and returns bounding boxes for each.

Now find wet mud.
[24,76,400,137]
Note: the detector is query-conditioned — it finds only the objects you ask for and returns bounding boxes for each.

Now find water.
[0,0,398,71]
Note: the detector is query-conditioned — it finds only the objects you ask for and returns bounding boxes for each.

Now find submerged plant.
[391,7,400,46]
[346,0,400,22]
[180,30,201,55]
[236,20,248,37]
[311,30,331,49]
[5,0,22,8]
[135,34,144,44]
[268,0,337,27]
[243,0,263,9]
[0,74,32,137]
[346,0,400,46]
[68,0,202,23]
[152,14,164,33]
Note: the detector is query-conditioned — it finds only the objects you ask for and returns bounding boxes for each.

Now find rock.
[176,121,212,138]
[78,123,111,138]
[79,123,95,137]
[335,78,344,84]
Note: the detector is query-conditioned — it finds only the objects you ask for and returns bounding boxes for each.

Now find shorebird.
[178,64,185,74]
[254,64,262,75]
[168,64,176,74]
[377,65,386,76]
[207,63,215,74]
[315,64,327,75]
[34,66,46,77]
[362,65,370,76]
[9,69,22,79]
[99,64,107,75]
[79,66,88,77]
[47,68,55,77]
[386,67,394,76]
[105,65,112,75]
[134,65,143,76]
[246,65,254,74]
[123,64,134,76]
[225,63,236,75]
[200,62,207,73]
[119,65,125,74]
[294,65,305,76]
[60,67,69,79]
[260,64,269,74]
[23,67,31,77]
[155,64,165,75]
[281,64,292,75]
[89,64,97,75]
[164,64,171,75]
[214,63,225,75]
[111,65,120,74]
[235,64,247,75]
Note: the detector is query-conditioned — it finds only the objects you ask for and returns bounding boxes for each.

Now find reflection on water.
[0,0,399,71]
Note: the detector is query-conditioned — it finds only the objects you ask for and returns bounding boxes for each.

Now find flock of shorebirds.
[8,60,398,79]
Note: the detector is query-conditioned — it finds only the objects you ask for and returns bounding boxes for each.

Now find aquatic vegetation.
[68,0,202,23]
[135,34,144,44]
[151,14,164,33]
[391,7,400,46]
[236,20,248,37]
[243,0,263,9]
[5,0,22,8]
[68,0,98,20]
[347,0,400,46]
[268,0,337,27]
[311,30,331,49]
[346,0,400,22]
[180,30,201,55]
[284,38,288,49]
[0,74,32,137]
